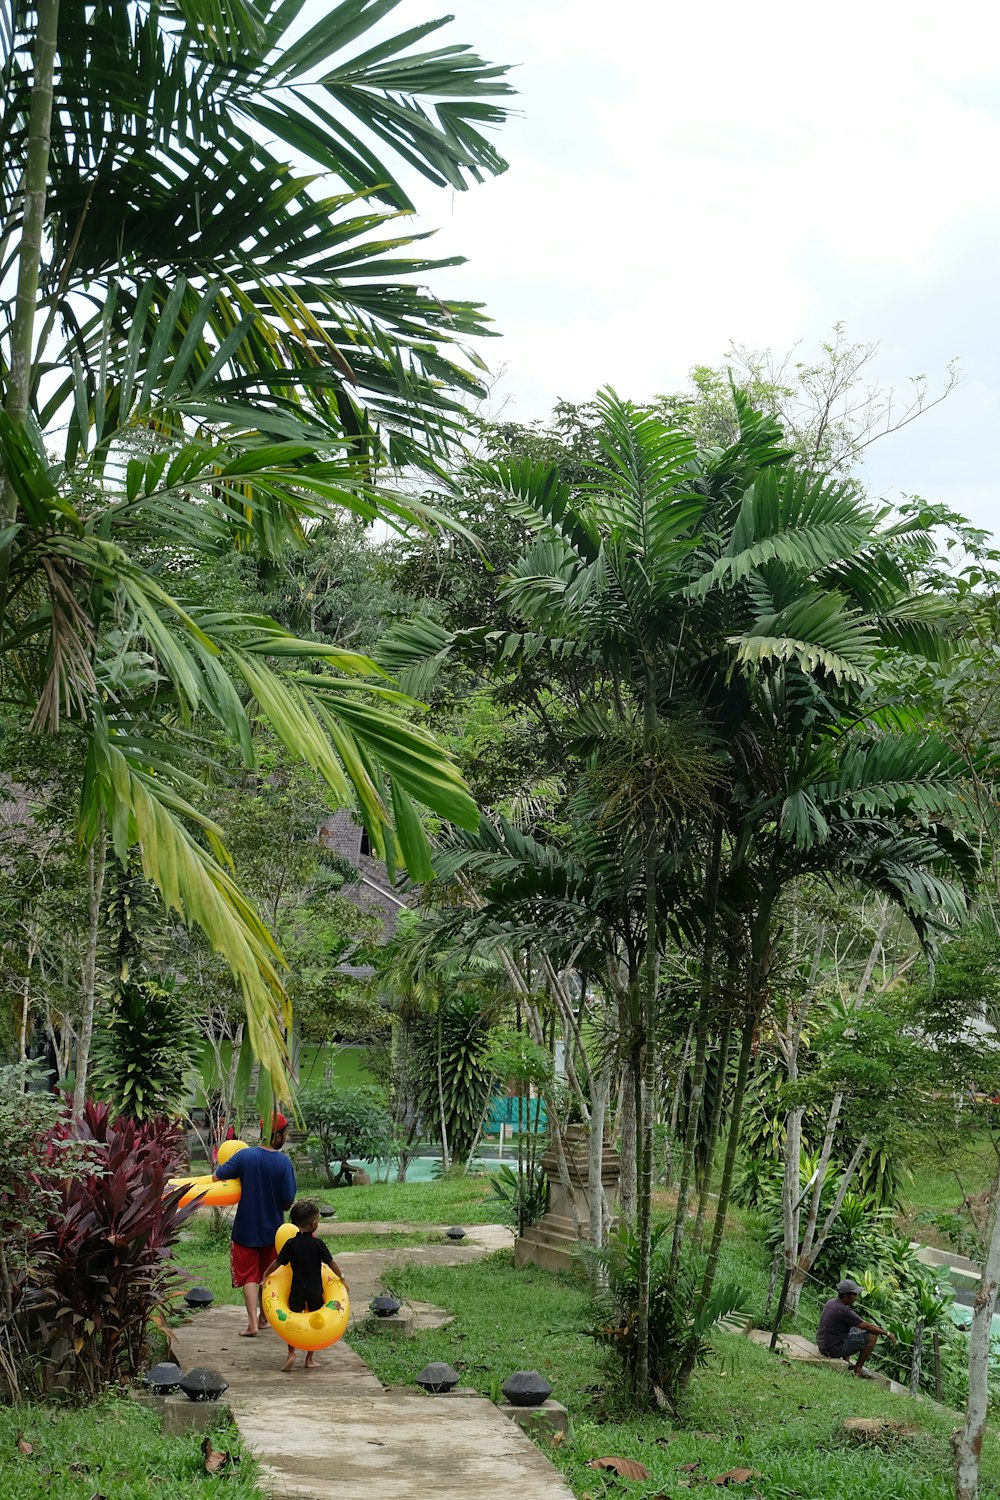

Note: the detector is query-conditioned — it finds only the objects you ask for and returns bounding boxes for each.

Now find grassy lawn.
[351,1246,1000,1500]
[0,1396,259,1500]
[288,1171,505,1224]
[172,1206,500,1314]
[898,1131,999,1246]
[165,1166,1000,1499]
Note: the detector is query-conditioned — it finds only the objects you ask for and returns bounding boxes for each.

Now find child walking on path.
[262,1199,347,1372]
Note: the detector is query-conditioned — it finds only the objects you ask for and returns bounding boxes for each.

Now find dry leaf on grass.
[587,1455,651,1480]
[551,1431,565,1447]
[200,1435,233,1475]
[16,1436,33,1456]
[712,1468,761,1485]
[677,1460,700,1471]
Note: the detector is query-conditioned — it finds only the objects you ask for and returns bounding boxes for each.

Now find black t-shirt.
[816,1296,862,1354]
[276,1231,335,1312]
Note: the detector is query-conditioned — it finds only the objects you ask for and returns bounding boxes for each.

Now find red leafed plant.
[26,1101,194,1396]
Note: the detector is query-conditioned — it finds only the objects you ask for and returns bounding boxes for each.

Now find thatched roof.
[318,810,411,976]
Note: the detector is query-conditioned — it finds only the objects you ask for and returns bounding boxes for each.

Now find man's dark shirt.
[817,1295,862,1354]
[276,1230,335,1312]
[216,1146,296,1248]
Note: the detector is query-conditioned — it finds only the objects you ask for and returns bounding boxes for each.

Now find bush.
[489,1162,548,1229]
[584,1219,747,1413]
[300,1084,393,1186]
[92,975,200,1120]
[412,994,496,1165]
[21,1102,192,1397]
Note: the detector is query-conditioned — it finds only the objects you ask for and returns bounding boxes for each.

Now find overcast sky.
[384,0,1000,537]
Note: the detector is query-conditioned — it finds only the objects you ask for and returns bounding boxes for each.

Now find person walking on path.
[214,1112,296,1337]
[261,1198,347,1372]
[817,1277,897,1378]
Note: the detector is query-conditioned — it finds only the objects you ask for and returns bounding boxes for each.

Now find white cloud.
[348,0,1000,530]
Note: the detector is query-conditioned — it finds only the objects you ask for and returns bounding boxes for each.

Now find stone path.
[170,1225,574,1500]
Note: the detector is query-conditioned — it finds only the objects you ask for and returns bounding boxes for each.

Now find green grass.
[351,1246,1000,1500]
[0,1395,261,1500]
[168,1176,507,1328]
[288,1172,504,1224]
[902,1132,998,1216]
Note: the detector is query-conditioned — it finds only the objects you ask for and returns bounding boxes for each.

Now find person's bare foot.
[239,1327,258,1338]
[304,1354,318,1370]
[281,1351,296,1373]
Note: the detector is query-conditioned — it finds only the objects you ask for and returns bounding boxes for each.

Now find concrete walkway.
[170,1226,574,1500]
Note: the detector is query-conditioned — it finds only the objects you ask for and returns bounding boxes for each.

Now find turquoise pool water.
[949,1303,1000,1348]
[357,1155,507,1183]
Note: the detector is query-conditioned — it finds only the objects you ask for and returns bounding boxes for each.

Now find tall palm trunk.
[436,1007,451,1172]
[696,997,756,1320]
[634,674,661,1401]
[697,902,771,1320]
[671,813,723,1273]
[954,1150,1000,1500]
[693,1010,732,1249]
[1,0,60,577]
[617,1058,637,1221]
[72,817,107,1117]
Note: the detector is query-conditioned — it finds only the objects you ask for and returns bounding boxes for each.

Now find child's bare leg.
[281,1345,296,1373]
[304,1351,318,1369]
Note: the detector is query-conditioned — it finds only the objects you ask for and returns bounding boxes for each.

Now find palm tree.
[0,0,512,1088]
[383,388,979,1400]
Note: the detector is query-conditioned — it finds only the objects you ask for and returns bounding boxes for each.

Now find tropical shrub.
[0,1064,93,1396]
[489,1163,549,1230]
[92,975,201,1119]
[584,1220,747,1413]
[300,1084,393,1186]
[412,993,497,1165]
[24,1103,191,1397]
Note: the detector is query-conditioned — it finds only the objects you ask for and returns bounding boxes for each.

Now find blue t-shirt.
[216,1146,296,1248]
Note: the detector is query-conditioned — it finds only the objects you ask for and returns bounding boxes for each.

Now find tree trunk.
[617,1041,638,1223]
[781,1101,804,1302]
[671,813,723,1273]
[664,1022,692,1189]
[954,1150,1000,1500]
[18,930,38,1073]
[697,1000,757,1315]
[72,821,107,1117]
[785,1133,868,1315]
[435,1007,451,1172]
[588,1062,611,1256]
[909,1321,923,1397]
[694,1012,732,1249]
[1,0,60,576]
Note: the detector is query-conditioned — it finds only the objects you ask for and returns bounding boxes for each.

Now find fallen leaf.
[677,1461,700,1471]
[86,1493,107,1500]
[587,1456,651,1480]
[550,1431,565,1447]
[200,1435,231,1475]
[17,1437,33,1456]
[711,1469,761,1486]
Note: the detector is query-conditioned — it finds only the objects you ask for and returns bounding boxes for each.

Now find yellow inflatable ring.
[170,1175,242,1208]
[262,1264,349,1351]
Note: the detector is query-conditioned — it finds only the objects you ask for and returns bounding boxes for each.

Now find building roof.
[318,810,411,971]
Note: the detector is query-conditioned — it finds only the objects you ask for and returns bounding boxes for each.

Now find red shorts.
[230,1242,273,1288]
